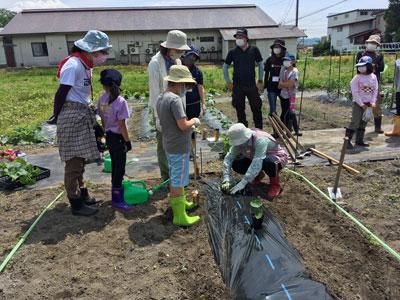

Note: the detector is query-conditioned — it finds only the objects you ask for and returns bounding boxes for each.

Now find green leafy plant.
[250,199,264,219]
[222,134,230,156]
[0,125,43,145]
[133,92,141,99]
[0,158,41,185]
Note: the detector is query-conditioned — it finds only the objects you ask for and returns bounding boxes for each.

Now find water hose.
[148,178,170,195]
[0,191,65,273]
[284,169,400,263]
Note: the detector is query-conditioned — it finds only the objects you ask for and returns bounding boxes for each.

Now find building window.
[67,41,74,55]
[337,26,343,32]
[31,42,48,57]
[345,13,349,18]
[333,16,338,20]
[200,36,214,42]
[360,11,368,16]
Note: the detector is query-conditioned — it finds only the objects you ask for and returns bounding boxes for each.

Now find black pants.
[396,92,400,116]
[106,131,127,188]
[232,156,282,178]
[232,85,263,129]
[280,97,299,133]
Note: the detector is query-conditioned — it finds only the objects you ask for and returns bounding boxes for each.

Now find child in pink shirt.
[345,56,378,149]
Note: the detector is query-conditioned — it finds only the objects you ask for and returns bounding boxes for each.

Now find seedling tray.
[0,166,50,190]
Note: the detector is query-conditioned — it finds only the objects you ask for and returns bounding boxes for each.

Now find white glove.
[221,180,232,193]
[192,117,201,127]
[230,179,247,195]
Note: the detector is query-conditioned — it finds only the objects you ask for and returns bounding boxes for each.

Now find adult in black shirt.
[356,34,385,133]
[264,39,287,116]
[223,28,264,129]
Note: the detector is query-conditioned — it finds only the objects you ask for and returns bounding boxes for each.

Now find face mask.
[178,84,186,97]
[236,39,246,47]
[92,53,108,66]
[169,50,183,60]
[273,47,282,55]
[183,55,196,66]
[366,43,377,51]
[358,66,367,73]
[283,60,291,68]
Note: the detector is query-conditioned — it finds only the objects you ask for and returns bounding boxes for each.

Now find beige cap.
[227,123,254,146]
[164,65,196,83]
[366,34,381,46]
[161,30,191,50]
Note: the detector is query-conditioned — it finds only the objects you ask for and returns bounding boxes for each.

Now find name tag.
[272,76,280,82]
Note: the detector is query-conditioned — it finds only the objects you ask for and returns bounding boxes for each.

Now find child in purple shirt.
[97,69,134,210]
[345,56,378,150]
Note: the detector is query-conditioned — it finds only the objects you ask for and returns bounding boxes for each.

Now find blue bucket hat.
[74,30,112,53]
[355,56,373,67]
[182,46,200,59]
[283,53,296,61]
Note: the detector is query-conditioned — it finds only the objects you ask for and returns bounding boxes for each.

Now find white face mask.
[273,47,282,55]
[358,66,367,73]
[366,43,377,51]
[283,60,291,68]
[236,39,246,47]
[169,50,183,60]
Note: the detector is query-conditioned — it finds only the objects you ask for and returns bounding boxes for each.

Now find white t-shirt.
[59,57,92,105]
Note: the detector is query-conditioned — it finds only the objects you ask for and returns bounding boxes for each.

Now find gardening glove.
[192,117,201,127]
[230,179,247,195]
[221,180,232,193]
[125,141,132,152]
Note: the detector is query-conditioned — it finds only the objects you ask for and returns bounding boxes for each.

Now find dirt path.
[0,182,230,299]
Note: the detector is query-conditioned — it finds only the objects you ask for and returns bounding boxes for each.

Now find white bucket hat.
[74,30,112,53]
[227,123,254,146]
[164,65,196,83]
[161,30,191,50]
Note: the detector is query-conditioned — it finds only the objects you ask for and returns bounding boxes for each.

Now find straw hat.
[161,30,191,50]
[74,30,112,53]
[366,34,381,46]
[164,65,196,83]
[227,123,254,146]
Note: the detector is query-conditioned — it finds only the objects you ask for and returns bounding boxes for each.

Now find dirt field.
[214,97,391,132]
[1,160,399,299]
[0,182,230,300]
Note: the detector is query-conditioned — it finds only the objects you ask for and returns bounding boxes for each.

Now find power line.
[283,0,351,24]
[280,0,296,24]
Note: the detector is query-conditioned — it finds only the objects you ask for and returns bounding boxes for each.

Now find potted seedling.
[250,199,264,230]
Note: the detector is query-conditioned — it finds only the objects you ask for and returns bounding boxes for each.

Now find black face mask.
[183,56,196,66]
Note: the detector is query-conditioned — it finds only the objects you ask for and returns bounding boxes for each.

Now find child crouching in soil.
[156,65,201,227]
[345,56,378,150]
[97,69,134,210]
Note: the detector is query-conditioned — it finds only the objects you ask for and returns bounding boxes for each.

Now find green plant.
[250,199,264,219]
[222,134,230,156]
[0,158,41,185]
[133,92,141,99]
[0,125,43,145]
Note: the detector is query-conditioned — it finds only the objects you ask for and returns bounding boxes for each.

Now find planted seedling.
[250,199,264,230]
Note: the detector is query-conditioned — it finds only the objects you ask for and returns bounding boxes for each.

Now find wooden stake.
[269,116,296,162]
[309,148,360,175]
[331,137,349,201]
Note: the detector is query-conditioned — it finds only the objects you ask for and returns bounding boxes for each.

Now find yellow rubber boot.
[169,195,200,227]
[384,115,400,137]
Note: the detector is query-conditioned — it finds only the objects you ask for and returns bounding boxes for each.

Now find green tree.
[0,9,16,27]
[313,39,332,56]
[384,0,400,42]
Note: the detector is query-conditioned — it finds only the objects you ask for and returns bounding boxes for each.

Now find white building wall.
[45,34,68,65]
[12,35,50,66]
[328,24,351,51]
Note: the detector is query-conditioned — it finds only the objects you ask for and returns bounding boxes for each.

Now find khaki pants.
[156,130,169,180]
[64,157,85,199]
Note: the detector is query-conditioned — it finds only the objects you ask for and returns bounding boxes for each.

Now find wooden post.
[309,147,360,175]
[332,137,349,201]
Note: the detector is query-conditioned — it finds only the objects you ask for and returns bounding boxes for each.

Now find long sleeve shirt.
[350,73,378,107]
[223,133,275,183]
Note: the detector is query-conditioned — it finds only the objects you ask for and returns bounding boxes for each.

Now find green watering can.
[103,154,136,173]
[122,178,170,205]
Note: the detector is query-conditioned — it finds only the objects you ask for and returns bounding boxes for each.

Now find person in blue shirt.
[181,46,206,119]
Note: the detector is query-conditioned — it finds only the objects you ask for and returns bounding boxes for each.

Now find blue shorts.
[166,152,190,188]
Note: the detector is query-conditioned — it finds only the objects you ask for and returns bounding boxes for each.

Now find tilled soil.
[0,183,230,300]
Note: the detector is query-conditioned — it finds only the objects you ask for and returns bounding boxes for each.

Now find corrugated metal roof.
[219,26,306,40]
[1,5,277,35]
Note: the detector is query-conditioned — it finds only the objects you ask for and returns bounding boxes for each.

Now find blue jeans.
[267,91,279,116]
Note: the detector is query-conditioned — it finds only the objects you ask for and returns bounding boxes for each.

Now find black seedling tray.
[0,166,50,190]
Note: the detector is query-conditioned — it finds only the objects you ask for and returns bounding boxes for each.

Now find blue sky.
[1,0,389,37]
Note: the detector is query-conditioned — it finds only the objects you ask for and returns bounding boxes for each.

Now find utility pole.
[295,0,299,27]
